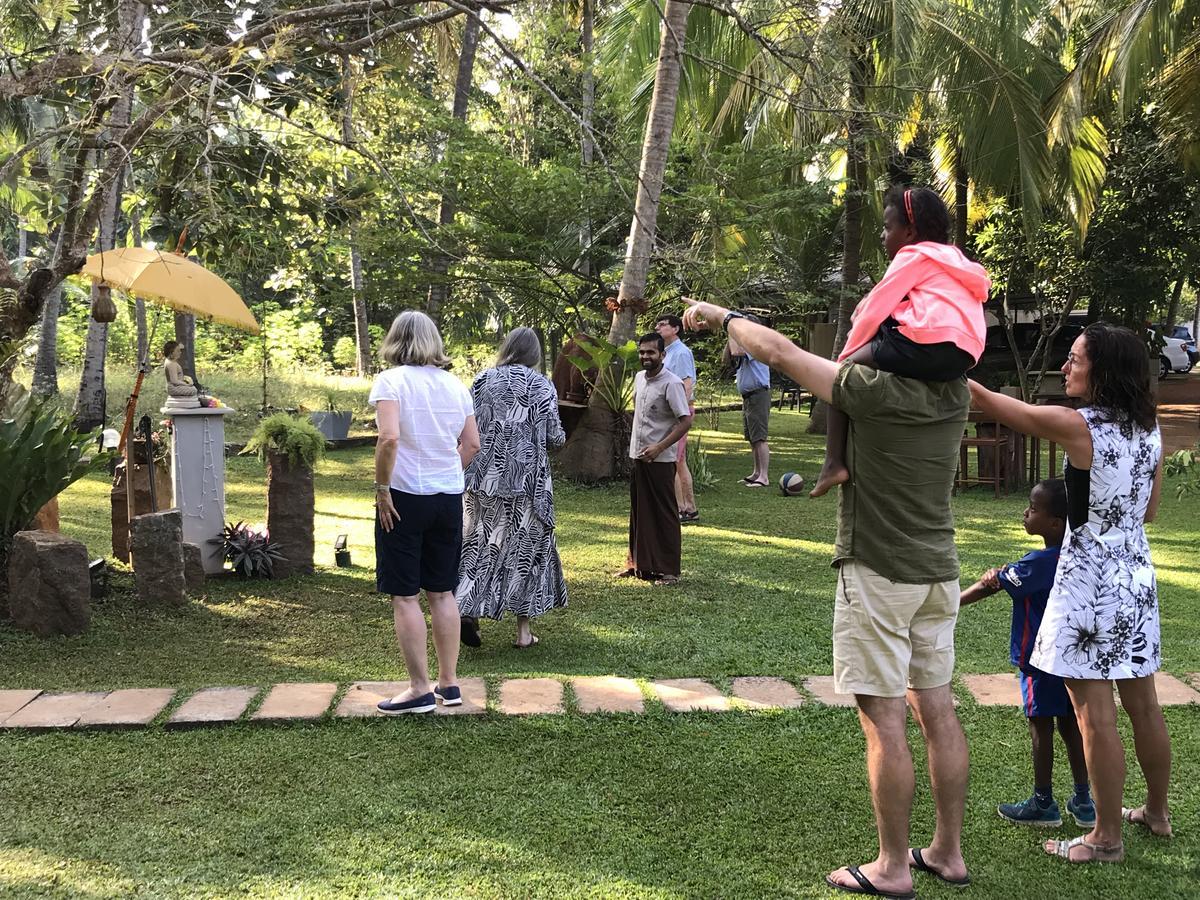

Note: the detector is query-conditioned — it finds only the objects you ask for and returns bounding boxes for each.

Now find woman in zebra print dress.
[458,328,567,648]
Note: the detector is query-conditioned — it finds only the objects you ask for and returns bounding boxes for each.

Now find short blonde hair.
[378,310,451,368]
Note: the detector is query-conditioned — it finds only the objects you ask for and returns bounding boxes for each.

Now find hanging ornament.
[90,284,117,323]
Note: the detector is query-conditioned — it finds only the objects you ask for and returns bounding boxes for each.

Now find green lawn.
[1,405,1197,898]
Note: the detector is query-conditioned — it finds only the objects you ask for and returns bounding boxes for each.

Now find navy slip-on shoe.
[434,685,462,706]
[377,692,436,715]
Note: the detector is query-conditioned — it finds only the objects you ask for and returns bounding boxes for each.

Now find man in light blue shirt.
[729,327,771,486]
[656,314,700,523]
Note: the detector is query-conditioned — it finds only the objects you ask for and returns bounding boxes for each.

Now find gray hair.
[495,327,542,369]
[378,310,451,368]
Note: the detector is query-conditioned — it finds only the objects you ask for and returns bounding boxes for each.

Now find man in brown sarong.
[615,332,692,585]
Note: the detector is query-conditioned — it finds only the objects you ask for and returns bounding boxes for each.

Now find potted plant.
[243,414,326,577]
[307,392,353,441]
[210,522,284,579]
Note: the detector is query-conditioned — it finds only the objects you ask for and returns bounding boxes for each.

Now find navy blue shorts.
[374,489,463,597]
[1019,667,1073,718]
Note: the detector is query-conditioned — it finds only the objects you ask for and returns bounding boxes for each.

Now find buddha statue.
[163,340,201,409]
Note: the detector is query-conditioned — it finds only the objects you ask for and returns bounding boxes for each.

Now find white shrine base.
[163,406,234,574]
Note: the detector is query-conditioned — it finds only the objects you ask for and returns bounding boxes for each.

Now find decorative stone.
[652,679,730,712]
[76,688,176,728]
[130,510,186,607]
[802,676,856,708]
[251,682,337,721]
[0,689,42,721]
[963,674,1020,706]
[110,457,172,562]
[7,530,91,636]
[571,676,644,713]
[499,678,564,715]
[266,451,314,578]
[167,686,258,728]
[3,691,107,729]
[730,677,804,709]
[1152,672,1200,706]
[182,542,205,594]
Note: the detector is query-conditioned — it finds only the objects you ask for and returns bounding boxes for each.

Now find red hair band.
[903,189,914,223]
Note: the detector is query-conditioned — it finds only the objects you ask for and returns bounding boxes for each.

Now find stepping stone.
[1153,672,1200,706]
[336,679,487,717]
[572,676,644,713]
[963,674,1020,706]
[1189,673,1200,693]
[2,691,108,729]
[251,682,337,722]
[499,678,563,715]
[730,677,804,709]
[168,686,258,728]
[802,676,855,708]
[76,688,176,729]
[0,689,41,723]
[652,679,729,712]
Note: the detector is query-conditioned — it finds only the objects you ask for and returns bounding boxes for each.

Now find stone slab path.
[1,673,1196,731]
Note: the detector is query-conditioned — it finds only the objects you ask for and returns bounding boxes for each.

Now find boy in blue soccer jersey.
[961,479,1095,828]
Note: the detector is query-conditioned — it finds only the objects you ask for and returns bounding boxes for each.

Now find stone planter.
[309,410,352,441]
[266,450,315,578]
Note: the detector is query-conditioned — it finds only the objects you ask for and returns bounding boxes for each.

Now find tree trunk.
[810,46,872,435]
[606,0,691,346]
[579,0,596,278]
[31,283,63,397]
[130,181,148,368]
[425,15,482,322]
[559,1,691,482]
[72,0,143,430]
[1165,275,1185,330]
[174,312,197,381]
[954,151,969,251]
[341,55,373,377]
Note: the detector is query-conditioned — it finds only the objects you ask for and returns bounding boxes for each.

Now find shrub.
[243,413,327,468]
[332,336,357,370]
[210,521,283,579]
[686,435,720,492]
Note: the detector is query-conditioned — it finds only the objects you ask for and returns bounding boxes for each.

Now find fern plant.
[0,384,114,571]
[243,413,327,468]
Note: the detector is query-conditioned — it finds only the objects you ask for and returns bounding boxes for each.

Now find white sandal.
[1045,835,1124,863]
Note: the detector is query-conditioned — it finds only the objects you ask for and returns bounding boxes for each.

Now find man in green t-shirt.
[682,298,972,898]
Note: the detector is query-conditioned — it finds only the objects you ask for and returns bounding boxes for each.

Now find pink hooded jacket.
[838,241,991,363]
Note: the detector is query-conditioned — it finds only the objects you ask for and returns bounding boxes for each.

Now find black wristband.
[722,310,746,331]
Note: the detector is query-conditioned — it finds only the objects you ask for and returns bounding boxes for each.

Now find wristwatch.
[722,310,746,331]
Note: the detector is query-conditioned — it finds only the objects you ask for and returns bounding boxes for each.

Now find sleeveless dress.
[1029,408,1161,681]
[457,365,568,620]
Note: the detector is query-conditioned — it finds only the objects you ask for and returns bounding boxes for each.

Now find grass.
[2,392,1198,898]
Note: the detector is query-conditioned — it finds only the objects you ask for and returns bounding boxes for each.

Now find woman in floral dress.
[969,323,1171,864]
[458,328,567,648]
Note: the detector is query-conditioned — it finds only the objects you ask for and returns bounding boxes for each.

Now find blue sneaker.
[434,685,462,707]
[998,795,1062,827]
[377,692,436,715]
[1067,795,1096,828]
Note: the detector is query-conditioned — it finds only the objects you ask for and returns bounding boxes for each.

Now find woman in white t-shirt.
[370,310,480,715]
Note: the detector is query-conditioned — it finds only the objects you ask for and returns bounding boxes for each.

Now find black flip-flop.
[744,479,768,488]
[825,866,916,899]
[910,848,970,887]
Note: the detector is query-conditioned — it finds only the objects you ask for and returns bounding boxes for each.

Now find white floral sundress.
[1029,408,1162,681]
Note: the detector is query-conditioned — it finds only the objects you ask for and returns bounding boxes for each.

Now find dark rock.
[111,461,173,562]
[266,451,314,578]
[181,542,205,595]
[8,530,91,636]
[130,510,186,607]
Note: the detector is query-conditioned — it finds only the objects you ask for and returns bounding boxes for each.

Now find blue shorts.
[1018,668,1072,718]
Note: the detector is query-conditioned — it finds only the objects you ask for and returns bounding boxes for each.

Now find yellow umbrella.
[82,247,259,334]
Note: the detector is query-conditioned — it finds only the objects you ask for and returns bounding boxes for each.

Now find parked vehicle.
[1155,331,1195,378]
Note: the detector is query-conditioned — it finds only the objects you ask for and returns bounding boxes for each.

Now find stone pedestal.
[266,451,314,578]
[182,542,205,595]
[111,460,173,562]
[8,530,91,636]
[163,406,234,574]
[130,510,186,607]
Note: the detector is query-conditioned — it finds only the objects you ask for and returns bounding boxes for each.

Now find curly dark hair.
[883,185,950,244]
[1034,478,1068,521]
[162,340,180,359]
[1080,323,1157,431]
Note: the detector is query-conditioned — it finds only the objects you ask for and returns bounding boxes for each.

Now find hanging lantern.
[90,284,117,323]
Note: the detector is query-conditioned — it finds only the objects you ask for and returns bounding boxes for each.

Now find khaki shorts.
[832,559,959,698]
[741,388,770,443]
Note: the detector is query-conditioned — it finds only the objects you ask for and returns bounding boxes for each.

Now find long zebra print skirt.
[456,490,568,620]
